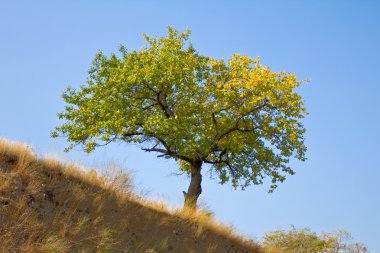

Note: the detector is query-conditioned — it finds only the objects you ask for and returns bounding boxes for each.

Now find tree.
[263,227,368,253]
[263,226,325,253]
[51,27,307,210]
[321,230,368,253]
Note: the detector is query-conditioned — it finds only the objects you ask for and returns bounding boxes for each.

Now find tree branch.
[212,112,218,128]
[156,91,172,118]
[213,100,268,142]
[142,131,195,164]
[95,135,118,147]
[141,103,158,110]
[141,147,168,154]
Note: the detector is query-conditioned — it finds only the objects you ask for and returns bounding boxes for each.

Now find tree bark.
[183,160,202,211]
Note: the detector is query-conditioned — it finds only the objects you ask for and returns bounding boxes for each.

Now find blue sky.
[1,0,379,251]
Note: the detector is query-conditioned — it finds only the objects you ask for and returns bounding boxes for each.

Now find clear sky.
[1,0,379,251]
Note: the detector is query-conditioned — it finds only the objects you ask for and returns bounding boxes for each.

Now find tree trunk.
[183,160,202,211]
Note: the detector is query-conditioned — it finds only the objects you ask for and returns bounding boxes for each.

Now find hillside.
[0,139,267,253]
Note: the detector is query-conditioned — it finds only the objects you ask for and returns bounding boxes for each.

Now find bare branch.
[95,135,118,147]
[142,147,168,154]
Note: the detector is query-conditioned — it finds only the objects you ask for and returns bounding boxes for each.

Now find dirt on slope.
[0,139,264,253]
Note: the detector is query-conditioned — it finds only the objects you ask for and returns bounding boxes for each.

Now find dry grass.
[0,138,267,253]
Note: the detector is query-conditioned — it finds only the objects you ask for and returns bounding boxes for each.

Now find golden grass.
[0,138,267,253]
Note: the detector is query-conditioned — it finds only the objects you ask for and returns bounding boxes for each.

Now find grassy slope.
[0,139,271,253]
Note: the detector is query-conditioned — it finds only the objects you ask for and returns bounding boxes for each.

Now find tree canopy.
[52,27,307,209]
[263,226,368,253]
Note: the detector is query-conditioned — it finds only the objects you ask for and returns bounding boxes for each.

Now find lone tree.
[52,27,307,210]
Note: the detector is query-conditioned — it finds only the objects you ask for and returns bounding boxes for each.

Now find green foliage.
[52,27,307,191]
[263,226,368,253]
